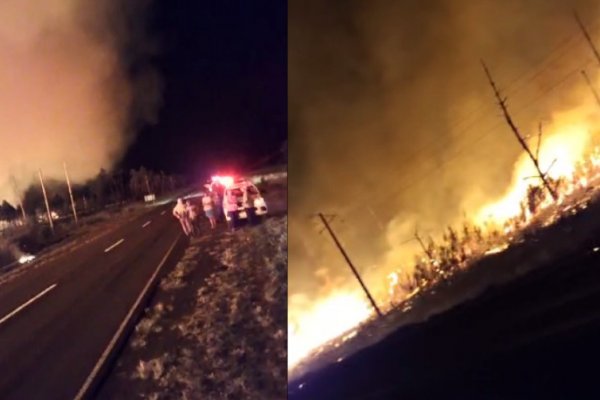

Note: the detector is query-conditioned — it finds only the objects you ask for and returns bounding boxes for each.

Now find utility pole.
[63,162,78,225]
[144,172,152,195]
[481,61,558,201]
[38,169,54,232]
[19,202,26,222]
[581,70,600,108]
[317,213,383,317]
[9,175,27,222]
[574,11,600,65]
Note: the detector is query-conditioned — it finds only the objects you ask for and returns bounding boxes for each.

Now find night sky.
[120,1,287,178]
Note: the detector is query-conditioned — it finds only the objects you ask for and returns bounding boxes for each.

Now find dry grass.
[121,217,287,400]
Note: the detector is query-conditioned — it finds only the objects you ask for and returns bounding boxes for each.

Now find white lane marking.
[142,221,152,228]
[75,234,182,400]
[104,239,125,253]
[160,211,166,215]
[0,284,57,326]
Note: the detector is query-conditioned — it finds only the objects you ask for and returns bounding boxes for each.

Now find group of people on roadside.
[172,193,219,237]
[172,185,258,236]
[172,198,201,237]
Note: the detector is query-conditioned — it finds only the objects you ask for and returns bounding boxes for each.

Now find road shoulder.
[97,216,287,400]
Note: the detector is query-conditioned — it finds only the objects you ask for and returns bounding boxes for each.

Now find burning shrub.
[396,270,418,293]
[386,147,600,309]
[527,185,544,215]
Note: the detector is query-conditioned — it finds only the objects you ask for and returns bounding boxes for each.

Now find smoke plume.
[289,0,600,300]
[0,0,161,204]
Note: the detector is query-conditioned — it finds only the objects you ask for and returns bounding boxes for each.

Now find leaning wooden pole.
[318,213,383,317]
[38,169,54,232]
[481,61,558,201]
[9,175,27,222]
[63,162,79,225]
[574,11,600,66]
[581,69,600,109]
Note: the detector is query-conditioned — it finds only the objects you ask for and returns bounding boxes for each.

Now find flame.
[288,291,373,370]
[387,272,399,298]
[289,85,600,373]
[484,243,509,255]
[476,124,589,225]
[288,126,595,372]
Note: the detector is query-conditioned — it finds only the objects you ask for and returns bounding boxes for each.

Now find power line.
[574,10,600,66]
[447,34,596,147]
[317,16,600,236]
[482,60,558,200]
[449,31,586,135]
[344,57,597,221]
[363,38,598,202]
[510,58,595,115]
[437,21,600,142]
[504,32,586,97]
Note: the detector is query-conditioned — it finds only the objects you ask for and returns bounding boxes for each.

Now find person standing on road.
[224,191,239,232]
[242,185,256,225]
[214,192,223,221]
[202,192,217,229]
[173,198,192,236]
[186,200,200,236]
[211,185,223,222]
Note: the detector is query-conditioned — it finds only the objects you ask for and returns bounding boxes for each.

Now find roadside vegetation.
[0,168,187,269]
[100,201,287,400]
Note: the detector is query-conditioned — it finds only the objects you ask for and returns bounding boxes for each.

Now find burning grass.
[387,170,598,303]
[289,143,600,375]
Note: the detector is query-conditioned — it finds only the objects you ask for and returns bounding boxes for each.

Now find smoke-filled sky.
[289,0,600,299]
[0,0,160,204]
[0,1,287,204]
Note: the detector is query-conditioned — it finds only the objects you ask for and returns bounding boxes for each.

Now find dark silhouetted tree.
[23,186,44,216]
[0,200,17,221]
[91,169,111,207]
[50,193,67,214]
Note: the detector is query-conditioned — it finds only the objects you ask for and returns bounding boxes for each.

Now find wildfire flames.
[476,124,591,224]
[289,100,600,372]
[288,292,373,369]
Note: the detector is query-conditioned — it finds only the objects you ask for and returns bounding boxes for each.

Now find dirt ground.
[97,181,287,400]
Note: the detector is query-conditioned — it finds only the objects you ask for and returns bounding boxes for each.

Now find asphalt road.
[0,204,186,400]
[290,207,600,399]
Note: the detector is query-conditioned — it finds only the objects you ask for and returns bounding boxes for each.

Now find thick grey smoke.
[0,0,161,203]
[289,0,600,299]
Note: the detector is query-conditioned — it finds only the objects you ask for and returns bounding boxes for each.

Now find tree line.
[0,167,186,222]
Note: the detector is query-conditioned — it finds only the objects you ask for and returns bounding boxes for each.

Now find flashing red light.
[211,175,234,188]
